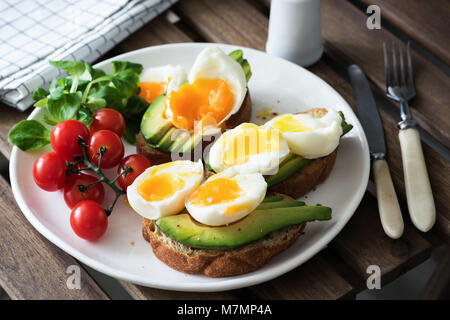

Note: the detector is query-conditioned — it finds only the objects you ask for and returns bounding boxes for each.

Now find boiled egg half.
[186,168,267,226]
[264,108,343,159]
[127,160,203,220]
[165,47,247,134]
[139,64,187,103]
[208,123,290,175]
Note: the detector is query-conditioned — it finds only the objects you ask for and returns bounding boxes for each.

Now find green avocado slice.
[156,205,331,250]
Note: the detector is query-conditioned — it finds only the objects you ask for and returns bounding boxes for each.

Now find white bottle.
[266,0,323,67]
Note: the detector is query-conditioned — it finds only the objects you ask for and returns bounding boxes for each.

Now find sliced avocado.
[169,130,190,152]
[204,152,214,172]
[255,200,305,210]
[265,155,312,187]
[156,205,332,250]
[179,132,202,153]
[228,50,252,82]
[155,127,177,152]
[262,195,284,203]
[141,94,172,145]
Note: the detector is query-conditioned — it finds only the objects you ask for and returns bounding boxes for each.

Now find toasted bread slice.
[142,193,306,277]
[137,90,252,165]
[269,148,338,199]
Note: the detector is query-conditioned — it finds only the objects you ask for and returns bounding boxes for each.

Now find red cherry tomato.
[90,108,126,137]
[70,200,108,241]
[88,130,124,169]
[64,174,105,209]
[33,152,66,191]
[117,154,152,190]
[51,120,90,158]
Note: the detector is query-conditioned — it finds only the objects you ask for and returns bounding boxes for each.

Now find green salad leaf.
[8,120,51,151]
[8,59,147,151]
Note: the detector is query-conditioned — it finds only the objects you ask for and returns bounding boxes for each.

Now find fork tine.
[391,40,399,86]
[406,41,415,91]
[399,41,406,87]
[383,41,390,90]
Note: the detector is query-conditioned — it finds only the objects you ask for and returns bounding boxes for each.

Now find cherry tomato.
[88,130,124,169]
[64,174,105,209]
[70,200,108,241]
[51,120,90,158]
[90,108,126,137]
[33,152,66,191]
[117,154,152,190]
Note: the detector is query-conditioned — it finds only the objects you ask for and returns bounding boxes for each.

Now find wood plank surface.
[0,176,109,299]
[309,60,450,240]
[174,0,433,290]
[330,194,431,286]
[248,254,355,299]
[357,0,450,66]
[322,0,450,148]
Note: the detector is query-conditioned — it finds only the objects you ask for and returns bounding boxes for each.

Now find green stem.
[81,75,111,104]
[71,136,125,215]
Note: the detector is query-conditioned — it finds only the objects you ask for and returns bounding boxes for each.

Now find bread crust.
[268,148,338,199]
[136,90,252,165]
[142,193,306,277]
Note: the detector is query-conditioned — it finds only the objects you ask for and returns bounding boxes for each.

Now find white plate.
[10,43,370,292]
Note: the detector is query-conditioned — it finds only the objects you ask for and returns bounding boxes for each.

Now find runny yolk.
[166,78,235,131]
[222,125,281,166]
[189,178,242,207]
[137,172,184,202]
[272,115,312,132]
[139,82,168,103]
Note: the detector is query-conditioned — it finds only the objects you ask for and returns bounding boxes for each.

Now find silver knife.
[348,64,404,239]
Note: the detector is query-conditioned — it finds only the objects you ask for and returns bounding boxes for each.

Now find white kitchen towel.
[0,0,177,111]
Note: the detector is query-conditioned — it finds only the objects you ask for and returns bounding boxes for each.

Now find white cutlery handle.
[372,159,404,239]
[398,128,436,232]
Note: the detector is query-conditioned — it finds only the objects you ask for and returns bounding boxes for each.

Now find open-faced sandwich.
[136,47,253,164]
[127,160,332,277]
[206,108,353,199]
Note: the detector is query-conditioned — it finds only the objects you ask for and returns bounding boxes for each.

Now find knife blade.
[348,64,404,239]
[348,65,386,158]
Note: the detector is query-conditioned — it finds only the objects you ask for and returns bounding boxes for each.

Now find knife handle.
[398,128,436,232]
[373,159,404,239]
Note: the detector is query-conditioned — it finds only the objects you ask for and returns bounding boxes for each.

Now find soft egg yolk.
[165,78,235,131]
[272,115,313,132]
[139,82,168,103]
[189,178,242,207]
[222,125,281,167]
[137,172,185,202]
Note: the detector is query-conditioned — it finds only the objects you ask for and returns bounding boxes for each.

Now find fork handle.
[373,159,404,239]
[399,128,436,232]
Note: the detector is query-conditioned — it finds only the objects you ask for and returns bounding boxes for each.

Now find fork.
[383,41,435,232]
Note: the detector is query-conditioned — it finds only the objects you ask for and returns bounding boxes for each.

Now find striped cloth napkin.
[0,0,177,111]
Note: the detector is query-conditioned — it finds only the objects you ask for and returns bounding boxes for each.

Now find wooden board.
[322,0,450,148]
[309,60,450,240]
[357,0,450,66]
[248,254,355,300]
[174,0,433,290]
[330,193,431,286]
[0,175,109,299]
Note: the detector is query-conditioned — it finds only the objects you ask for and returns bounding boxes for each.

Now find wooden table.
[0,0,448,300]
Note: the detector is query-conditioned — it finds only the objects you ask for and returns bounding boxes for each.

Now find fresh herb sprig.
[9,60,149,151]
[66,136,132,216]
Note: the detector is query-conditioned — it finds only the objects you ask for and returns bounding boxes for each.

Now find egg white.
[140,64,187,95]
[185,168,267,226]
[187,47,247,125]
[209,123,290,175]
[264,108,343,159]
[127,160,203,220]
